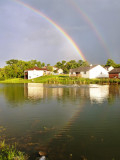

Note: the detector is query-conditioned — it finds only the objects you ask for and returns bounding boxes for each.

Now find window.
[84,71,86,74]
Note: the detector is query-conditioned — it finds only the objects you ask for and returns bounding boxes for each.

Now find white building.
[53,67,63,74]
[24,67,48,79]
[57,68,63,74]
[69,65,109,79]
[104,66,114,72]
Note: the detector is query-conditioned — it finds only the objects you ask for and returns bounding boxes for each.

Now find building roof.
[70,65,97,73]
[109,68,120,74]
[24,66,48,71]
[104,66,111,69]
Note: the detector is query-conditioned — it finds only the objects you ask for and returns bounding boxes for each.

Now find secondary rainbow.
[13,0,86,61]
[69,0,111,58]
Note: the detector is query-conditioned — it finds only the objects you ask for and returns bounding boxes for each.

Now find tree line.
[0,58,119,79]
[0,59,45,79]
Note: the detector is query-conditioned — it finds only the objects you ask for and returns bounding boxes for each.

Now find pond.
[0,83,120,160]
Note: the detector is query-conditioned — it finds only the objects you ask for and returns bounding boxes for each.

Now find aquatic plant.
[0,141,28,160]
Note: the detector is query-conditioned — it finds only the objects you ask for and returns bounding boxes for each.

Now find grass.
[0,141,28,160]
[0,75,120,84]
[32,75,120,84]
[0,78,31,83]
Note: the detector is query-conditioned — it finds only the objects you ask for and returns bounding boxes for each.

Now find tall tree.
[105,59,116,67]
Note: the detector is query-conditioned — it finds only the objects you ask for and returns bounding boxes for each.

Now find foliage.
[105,59,120,68]
[0,141,28,160]
[55,60,89,74]
[0,58,120,79]
[47,66,53,71]
[0,59,46,79]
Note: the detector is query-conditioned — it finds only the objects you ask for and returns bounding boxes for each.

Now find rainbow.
[13,0,86,61]
[69,0,111,58]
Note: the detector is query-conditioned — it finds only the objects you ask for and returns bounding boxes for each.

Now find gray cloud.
[0,0,120,67]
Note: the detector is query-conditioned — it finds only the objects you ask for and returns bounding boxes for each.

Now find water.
[0,83,120,160]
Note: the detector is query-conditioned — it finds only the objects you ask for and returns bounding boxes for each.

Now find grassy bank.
[0,141,28,160]
[0,78,31,83]
[0,75,120,84]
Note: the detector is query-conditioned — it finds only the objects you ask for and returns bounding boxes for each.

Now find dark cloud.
[0,0,120,67]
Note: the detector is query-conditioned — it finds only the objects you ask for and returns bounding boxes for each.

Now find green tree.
[6,59,18,66]
[47,66,53,71]
[105,59,116,67]
[55,62,62,69]
[47,64,50,67]
[62,60,66,66]
[41,62,45,67]
[82,61,89,67]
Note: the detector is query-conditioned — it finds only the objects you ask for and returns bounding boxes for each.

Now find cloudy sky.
[0,0,120,67]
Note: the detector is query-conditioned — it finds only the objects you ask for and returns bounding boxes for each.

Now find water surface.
[0,83,120,160]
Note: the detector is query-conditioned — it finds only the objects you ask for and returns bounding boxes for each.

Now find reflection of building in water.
[69,86,89,99]
[24,83,110,103]
[52,87,63,98]
[89,84,109,103]
[24,83,44,100]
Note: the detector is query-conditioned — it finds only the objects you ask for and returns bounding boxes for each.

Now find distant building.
[53,67,63,74]
[104,66,114,72]
[69,65,109,79]
[109,68,120,78]
[24,67,48,79]
[57,68,63,74]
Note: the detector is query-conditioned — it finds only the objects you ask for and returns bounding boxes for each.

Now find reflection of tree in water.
[2,84,25,105]
[1,84,120,106]
[1,84,120,159]
[2,83,88,106]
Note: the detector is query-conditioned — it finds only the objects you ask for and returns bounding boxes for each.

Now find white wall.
[28,70,44,79]
[69,65,108,79]
[89,65,108,79]
[58,69,63,74]
[80,71,89,78]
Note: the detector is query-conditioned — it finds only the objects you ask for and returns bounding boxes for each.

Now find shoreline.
[0,75,120,84]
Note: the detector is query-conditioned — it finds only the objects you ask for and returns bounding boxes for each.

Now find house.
[57,68,63,74]
[53,67,63,74]
[109,68,120,78]
[53,66,58,71]
[69,65,109,79]
[104,66,114,72]
[24,67,48,79]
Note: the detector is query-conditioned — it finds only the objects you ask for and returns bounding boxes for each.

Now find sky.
[0,0,120,67]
